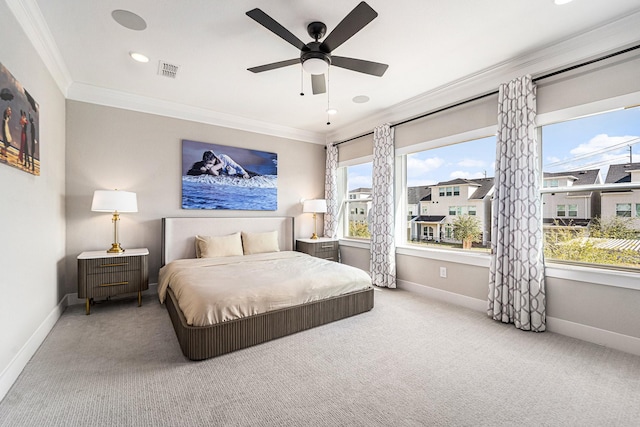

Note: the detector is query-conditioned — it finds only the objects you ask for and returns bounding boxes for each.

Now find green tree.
[349,221,371,238]
[452,215,482,249]
[590,216,638,239]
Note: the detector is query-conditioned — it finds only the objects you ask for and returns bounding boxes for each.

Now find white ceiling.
[12,0,640,144]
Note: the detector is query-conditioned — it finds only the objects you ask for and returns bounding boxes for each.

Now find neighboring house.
[542,169,602,231]
[347,187,372,224]
[407,187,431,241]
[410,177,494,245]
[601,162,640,229]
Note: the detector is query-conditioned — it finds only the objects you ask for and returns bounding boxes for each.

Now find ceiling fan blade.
[246,8,307,51]
[248,58,300,73]
[320,2,377,53]
[311,74,326,95]
[331,56,388,77]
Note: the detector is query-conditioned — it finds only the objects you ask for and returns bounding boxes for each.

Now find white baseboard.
[0,283,159,402]
[0,296,66,402]
[397,279,487,312]
[397,279,640,357]
[546,317,640,356]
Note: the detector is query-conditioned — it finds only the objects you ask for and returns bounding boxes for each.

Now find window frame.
[338,94,640,291]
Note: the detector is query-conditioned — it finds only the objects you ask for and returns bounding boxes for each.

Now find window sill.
[341,240,639,291]
[545,262,640,291]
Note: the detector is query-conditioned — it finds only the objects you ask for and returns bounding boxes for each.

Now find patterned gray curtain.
[324,142,339,238]
[488,75,546,331]
[370,124,396,288]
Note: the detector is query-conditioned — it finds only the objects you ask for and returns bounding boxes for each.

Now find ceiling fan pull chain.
[300,66,304,96]
[326,69,331,125]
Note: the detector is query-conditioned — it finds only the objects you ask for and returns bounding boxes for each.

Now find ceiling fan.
[246,1,388,95]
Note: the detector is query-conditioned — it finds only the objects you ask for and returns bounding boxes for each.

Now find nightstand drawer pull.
[99,281,129,287]
[99,262,129,268]
[320,245,335,249]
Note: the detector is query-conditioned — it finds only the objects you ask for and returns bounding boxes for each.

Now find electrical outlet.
[439,267,447,278]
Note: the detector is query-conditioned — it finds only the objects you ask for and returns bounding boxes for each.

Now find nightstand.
[296,238,339,262]
[77,248,149,315]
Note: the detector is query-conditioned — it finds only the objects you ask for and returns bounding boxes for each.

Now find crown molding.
[67,82,327,144]
[7,0,72,95]
[327,10,640,143]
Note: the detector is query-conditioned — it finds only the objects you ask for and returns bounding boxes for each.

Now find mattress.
[158,251,373,326]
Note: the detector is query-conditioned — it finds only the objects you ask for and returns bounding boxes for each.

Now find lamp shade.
[303,199,327,213]
[91,190,138,213]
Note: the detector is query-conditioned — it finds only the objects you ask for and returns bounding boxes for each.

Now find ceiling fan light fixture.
[302,57,329,75]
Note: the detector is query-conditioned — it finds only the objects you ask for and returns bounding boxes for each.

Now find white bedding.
[158,251,372,327]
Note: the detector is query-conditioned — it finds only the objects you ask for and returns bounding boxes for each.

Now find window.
[405,136,495,251]
[541,106,640,271]
[342,162,372,239]
[557,205,566,217]
[616,203,632,217]
[637,204,640,218]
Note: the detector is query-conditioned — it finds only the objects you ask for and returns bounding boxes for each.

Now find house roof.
[407,187,431,204]
[349,188,372,194]
[412,215,446,223]
[435,178,481,187]
[604,162,640,184]
[468,178,495,200]
[543,169,601,185]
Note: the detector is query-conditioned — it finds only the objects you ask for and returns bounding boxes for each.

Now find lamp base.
[310,233,319,240]
[107,243,125,253]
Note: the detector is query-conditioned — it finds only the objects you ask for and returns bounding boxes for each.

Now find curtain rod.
[332,43,640,147]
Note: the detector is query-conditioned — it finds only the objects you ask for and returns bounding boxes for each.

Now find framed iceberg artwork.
[181,139,278,210]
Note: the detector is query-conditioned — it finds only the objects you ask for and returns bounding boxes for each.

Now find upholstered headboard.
[161,217,295,265]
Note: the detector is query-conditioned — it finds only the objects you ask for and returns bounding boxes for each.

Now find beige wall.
[0,2,66,389]
[341,242,640,342]
[64,101,327,293]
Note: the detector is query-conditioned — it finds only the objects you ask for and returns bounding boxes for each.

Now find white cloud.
[546,156,560,163]
[570,133,637,156]
[450,170,486,179]
[457,158,485,168]
[348,174,372,189]
[406,156,445,186]
[407,156,445,173]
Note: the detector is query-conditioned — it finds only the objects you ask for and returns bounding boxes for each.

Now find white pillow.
[195,233,244,258]
[241,230,279,255]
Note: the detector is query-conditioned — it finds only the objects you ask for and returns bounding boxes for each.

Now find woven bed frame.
[161,217,374,360]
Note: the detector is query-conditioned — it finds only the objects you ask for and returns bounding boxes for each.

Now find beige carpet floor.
[1,288,639,426]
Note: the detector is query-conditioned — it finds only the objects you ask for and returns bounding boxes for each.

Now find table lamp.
[91,189,138,253]
[302,199,327,239]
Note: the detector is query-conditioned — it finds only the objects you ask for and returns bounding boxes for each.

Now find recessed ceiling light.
[129,52,149,63]
[326,108,338,115]
[554,0,573,5]
[112,10,147,31]
[352,95,370,104]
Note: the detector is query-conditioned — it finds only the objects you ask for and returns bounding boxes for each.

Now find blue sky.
[348,106,640,190]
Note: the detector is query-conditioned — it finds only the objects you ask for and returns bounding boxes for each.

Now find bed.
[160,217,374,360]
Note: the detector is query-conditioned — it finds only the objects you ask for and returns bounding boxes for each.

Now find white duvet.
[158,251,372,326]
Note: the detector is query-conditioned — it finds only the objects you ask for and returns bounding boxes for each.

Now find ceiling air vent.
[158,60,179,78]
